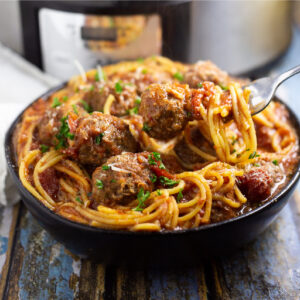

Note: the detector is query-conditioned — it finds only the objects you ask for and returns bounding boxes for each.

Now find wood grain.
[2,195,300,300]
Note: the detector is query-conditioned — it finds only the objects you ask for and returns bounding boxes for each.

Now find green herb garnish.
[62,96,68,102]
[135,97,141,105]
[173,72,184,82]
[127,106,139,115]
[75,196,83,204]
[254,163,260,167]
[219,84,229,91]
[80,99,92,113]
[272,159,279,166]
[55,116,74,150]
[51,97,61,108]
[231,137,238,145]
[159,176,179,187]
[133,188,150,211]
[150,174,157,183]
[96,179,104,189]
[72,104,79,115]
[142,69,148,74]
[142,123,151,132]
[115,81,123,94]
[40,144,49,153]
[176,189,183,203]
[157,190,162,196]
[197,83,203,88]
[248,151,260,159]
[95,133,105,145]
[102,165,110,170]
[137,58,144,63]
[90,85,95,91]
[148,152,166,169]
[231,149,237,154]
[111,179,116,183]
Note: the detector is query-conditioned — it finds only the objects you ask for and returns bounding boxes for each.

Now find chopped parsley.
[51,97,61,108]
[111,179,116,183]
[95,133,105,145]
[127,106,139,115]
[72,104,79,115]
[80,99,92,113]
[148,152,166,169]
[115,81,123,94]
[157,190,162,196]
[55,116,74,150]
[150,174,157,183]
[102,165,110,170]
[254,163,260,167]
[231,149,237,154]
[96,179,104,189]
[135,97,141,105]
[176,189,183,203]
[272,159,279,166]
[137,58,144,63]
[89,85,95,91]
[133,188,150,211]
[142,123,151,132]
[173,72,184,82]
[231,137,238,145]
[219,84,229,91]
[40,144,49,153]
[75,196,83,204]
[159,176,179,187]
[197,83,203,88]
[142,69,148,74]
[62,96,68,102]
[248,151,260,159]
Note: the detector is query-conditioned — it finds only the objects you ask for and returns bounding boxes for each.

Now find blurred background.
[1,0,300,80]
[0,0,300,111]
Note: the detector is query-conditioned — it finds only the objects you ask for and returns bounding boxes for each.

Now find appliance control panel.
[39,8,162,80]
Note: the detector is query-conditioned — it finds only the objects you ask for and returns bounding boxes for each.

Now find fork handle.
[274,65,300,88]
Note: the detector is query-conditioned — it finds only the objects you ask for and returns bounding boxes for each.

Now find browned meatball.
[92,152,154,206]
[139,83,191,140]
[72,112,138,165]
[83,81,137,116]
[37,104,87,146]
[183,61,230,88]
[237,161,284,202]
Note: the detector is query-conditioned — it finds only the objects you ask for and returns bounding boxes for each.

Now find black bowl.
[5,84,300,267]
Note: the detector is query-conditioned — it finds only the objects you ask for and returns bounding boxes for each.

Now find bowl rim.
[5,82,300,236]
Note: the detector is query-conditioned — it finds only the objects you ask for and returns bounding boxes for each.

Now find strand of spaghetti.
[54,165,90,190]
[19,150,48,204]
[213,194,242,208]
[131,223,161,231]
[103,94,115,114]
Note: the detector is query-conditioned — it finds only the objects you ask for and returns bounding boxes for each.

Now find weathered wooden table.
[0,193,300,299]
[1,26,300,300]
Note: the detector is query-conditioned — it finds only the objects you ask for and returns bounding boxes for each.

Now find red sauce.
[39,168,59,200]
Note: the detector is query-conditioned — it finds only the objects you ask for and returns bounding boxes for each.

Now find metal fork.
[245,65,300,115]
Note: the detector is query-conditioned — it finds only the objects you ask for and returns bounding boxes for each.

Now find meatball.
[237,162,284,202]
[92,152,154,206]
[183,61,230,88]
[72,112,138,165]
[139,83,191,140]
[37,103,87,146]
[83,81,137,116]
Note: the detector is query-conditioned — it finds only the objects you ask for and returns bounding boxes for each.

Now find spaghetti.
[14,56,298,231]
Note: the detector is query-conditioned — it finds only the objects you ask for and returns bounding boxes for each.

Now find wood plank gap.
[1,203,21,300]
